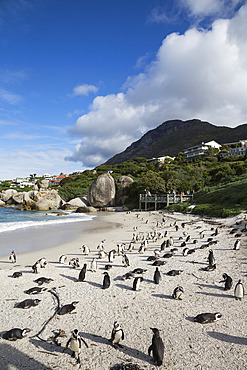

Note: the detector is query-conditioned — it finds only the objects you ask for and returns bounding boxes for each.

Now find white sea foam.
[0,213,95,234]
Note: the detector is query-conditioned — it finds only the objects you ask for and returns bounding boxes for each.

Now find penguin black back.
[103,272,110,289]
[148,328,164,366]
[78,264,87,282]
[154,267,161,284]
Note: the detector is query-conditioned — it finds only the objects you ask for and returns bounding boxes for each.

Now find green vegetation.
[1,152,247,218]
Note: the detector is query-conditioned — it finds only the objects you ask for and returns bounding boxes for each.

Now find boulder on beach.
[116,175,134,206]
[1,189,18,202]
[38,179,49,190]
[88,173,116,208]
[32,190,62,211]
[75,205,97,213]
[12,192,25,204]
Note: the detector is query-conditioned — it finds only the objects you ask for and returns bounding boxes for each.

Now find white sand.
[0,211,246,370]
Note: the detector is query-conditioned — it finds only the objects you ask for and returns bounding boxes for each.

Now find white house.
[183,140,222,161]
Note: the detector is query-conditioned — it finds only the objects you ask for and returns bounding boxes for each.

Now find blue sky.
[0,0,246,180]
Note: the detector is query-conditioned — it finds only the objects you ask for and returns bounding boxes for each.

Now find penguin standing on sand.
[59,255,67,264]
[208,249,215,266]
[234,279,245,300]
[108,249,116,263]
[133,276,143,291]
[154,267,161,284]
[78,263,87,282]
[233,239,240,250]
[172,286,184,300]
[91,258,97,272]
[103,272,111,289]
[122,252,130,267]
[9,251,16,263]
[64,329,88,364]
[109,321,124,348]
[219,273,233,291]
[148,328,164,367]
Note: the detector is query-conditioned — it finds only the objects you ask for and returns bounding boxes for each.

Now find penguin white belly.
[69,339,80,352]
[112,330,122,344]
[235,285,244,298]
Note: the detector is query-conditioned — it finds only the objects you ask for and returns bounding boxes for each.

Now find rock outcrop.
[32,190,62,211]
[115,175,134,206]
[88,173,116,207]
[1,189,18,202]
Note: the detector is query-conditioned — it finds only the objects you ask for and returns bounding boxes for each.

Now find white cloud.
[72,84,98,96]
[67,4,247,168]
[0,88,22,104]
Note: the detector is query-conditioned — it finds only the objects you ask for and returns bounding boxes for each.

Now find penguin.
[233,239,240,250]
[108,249,116,263]
[32,262,40,274]
[162,252,174,258]
[208,250,215,266]
[185,235,191,242]
[16,299,41,309]
[3,328,31,341]
[132,268,147,274]
[59,255,68,264]
[147,256,158,261]
[219,273,233,291]
[122,252,130,267]
[202,264,216,271]
[152,260,166,266]
[78,264,87,282]
[127,242,134,252]
[25,287,47,295]
[97,240,105,251]
[34,277,53,285]
[187,248,196,255]
[133,276,143,291]
[81,245,90,255]
[98,250,107,259]
[12,272,22,278]
[154,250,161,258]
[148,328,164,367]
[138,245,145,254]
[183,247,189,256]
[167,270,183,276]
[117,244,124,256]
[109,321,124,348]
[160,240,166,251]
[172,286,184,300]
[69,257,80,268]
[122,272,135,280]
[91,258,97,272]
[154,267,161,284]
[37,258,47,268]
[105,264,112,270]
[58,301,79,315]
[234,279,245,300]
[194,312,222,324]
[9,251,16,263]
[102,272,111,289]
[65,329,88,364]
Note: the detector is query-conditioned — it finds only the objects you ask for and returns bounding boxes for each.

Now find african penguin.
[133,276,143,291]
[194,312,222,324]
[16,299,41,309]
[91,258,97,272]
[65,329,88,364]
[154,267,161,284]
[172,286,184,300]
[233,239,240,250]
[148,328,164,367]
[9,251,16,263]
[234,280,245,300]
[3,328,31,341]
[78,264,87,282]
[109,321,124,348]
[103,272,111,289]
[58,301,79,315]
[219,273,233,291]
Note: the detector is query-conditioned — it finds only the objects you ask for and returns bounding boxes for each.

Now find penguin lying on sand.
[58,301,79,315]
[194,312,222,324]
[3,328,31,341]
[16,299,41,309]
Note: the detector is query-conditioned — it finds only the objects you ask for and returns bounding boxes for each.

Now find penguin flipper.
[148,345,153,356]
[122,331,124,340]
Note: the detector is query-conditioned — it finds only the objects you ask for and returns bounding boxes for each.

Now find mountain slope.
[105,119,247,165]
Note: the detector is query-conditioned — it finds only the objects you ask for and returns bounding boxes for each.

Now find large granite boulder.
[75,205,97,213]
[115,175,134,206]
[12,192,25,204]
[32,190,62,211]
[88,173,116,207]
[1,189,18,202]
[38,179,49,190]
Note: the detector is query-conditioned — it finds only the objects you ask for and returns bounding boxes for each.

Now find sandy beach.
[0,210,246,370]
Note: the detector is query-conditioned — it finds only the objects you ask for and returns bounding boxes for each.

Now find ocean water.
[0,206,96,257]
[0,206,94,233]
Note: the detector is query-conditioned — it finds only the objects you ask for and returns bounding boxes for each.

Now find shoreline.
[0,210,246,369]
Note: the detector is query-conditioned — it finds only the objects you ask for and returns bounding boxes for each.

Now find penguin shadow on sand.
[152,293,173,300]
[30,337,65,354]
[80,331,153,364]
[195,282,223,291]
[59,273,78,282]
[0,342,51,370]
[86,281,103,289]
[207,332,247,345]
[196,291,233,299]
[115,283,133,291]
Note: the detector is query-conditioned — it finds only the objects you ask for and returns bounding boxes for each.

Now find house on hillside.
[147,156,175,163]
[49,174,69,186]
[183,140,222,161]
[221,139,247,157]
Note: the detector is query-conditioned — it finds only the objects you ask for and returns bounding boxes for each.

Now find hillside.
[105,119,247,165]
